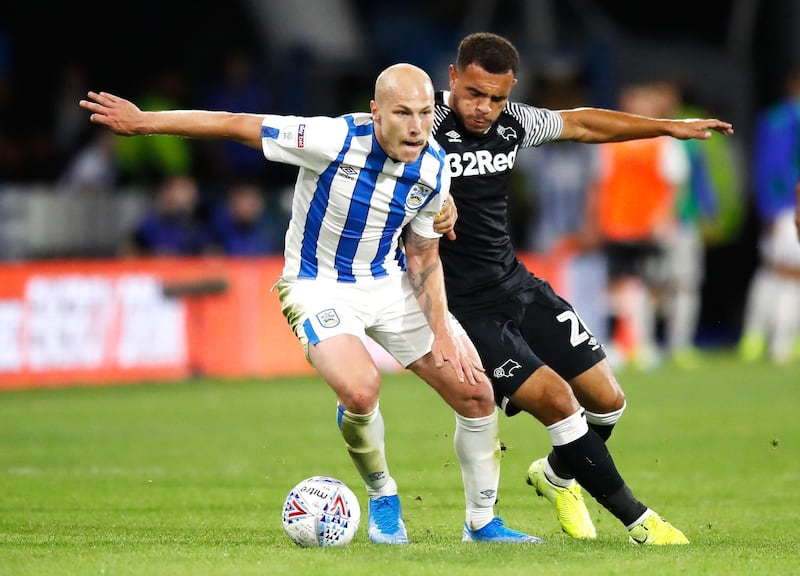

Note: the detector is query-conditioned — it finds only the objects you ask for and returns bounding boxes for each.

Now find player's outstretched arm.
[559,107,734,143]
[79,91,265,149]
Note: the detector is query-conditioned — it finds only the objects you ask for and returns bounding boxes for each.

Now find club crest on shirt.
[496,124,517,141]
[316,309,340,328]
[405,184,434,211]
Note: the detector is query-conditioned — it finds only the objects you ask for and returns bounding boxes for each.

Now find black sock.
[589,421,615,442]
[551,430,647,526]
[546,451,574,480]
[548,422,615,478]
[601,484,648,527]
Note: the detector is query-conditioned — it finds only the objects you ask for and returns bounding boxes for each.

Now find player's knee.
[339,392,379,414]
[448,382,496,418]
[512,367,580,425]
[409,355,494,416]
[574,361,626,413]
[585,400,627,427]
[335,375,381,414]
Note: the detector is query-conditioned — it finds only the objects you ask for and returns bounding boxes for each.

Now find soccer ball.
[281,476,361,547]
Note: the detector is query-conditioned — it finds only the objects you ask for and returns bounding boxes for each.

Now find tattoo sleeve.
[404,230,441,317]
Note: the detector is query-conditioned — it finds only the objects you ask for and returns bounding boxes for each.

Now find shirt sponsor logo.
[446,146,518,177]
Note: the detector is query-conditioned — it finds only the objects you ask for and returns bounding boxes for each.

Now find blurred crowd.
[0,13,798,368]
[1,51,295,258]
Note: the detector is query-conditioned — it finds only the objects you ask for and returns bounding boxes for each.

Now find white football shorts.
[274,275,465,368]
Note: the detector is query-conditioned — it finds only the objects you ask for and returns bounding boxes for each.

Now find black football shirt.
[432,90,563,310]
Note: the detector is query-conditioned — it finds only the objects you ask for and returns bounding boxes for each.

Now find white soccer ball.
[281,475,361,547]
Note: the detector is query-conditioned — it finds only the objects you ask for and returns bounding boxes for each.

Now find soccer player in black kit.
[432,32,734,544]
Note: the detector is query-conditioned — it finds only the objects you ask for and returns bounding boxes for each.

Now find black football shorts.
[453,278,606,416]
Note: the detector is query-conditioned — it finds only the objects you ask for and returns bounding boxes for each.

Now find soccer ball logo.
[281,476,361,547]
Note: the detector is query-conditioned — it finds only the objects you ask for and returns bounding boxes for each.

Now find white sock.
[546,408,589,447]
[544,409,589,488]
[771,278,800,363]
[667,288,700,352]
[338,404,394,498]
[584,402,626,427]
[741,268,777,334]
[454,409,499,531]
[627,508,655,530]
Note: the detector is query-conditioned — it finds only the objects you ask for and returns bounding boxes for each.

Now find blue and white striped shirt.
[261,112,450,283]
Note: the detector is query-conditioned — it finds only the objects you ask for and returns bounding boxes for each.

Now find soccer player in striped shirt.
[432,32,733,545]
[80,63,539,544]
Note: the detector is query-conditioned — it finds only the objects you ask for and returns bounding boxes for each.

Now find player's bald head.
[374,63,434,106]
[370,63,435,163]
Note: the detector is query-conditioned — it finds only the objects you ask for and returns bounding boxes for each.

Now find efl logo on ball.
[281,476,360,547]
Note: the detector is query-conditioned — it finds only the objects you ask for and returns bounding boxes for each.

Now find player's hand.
[433,198,457,240]
[79,91,145,136]
[431,334,465,383]
[456,332,487,385]
[431,333,478,385]
[431,329,487,385]
[670,118,734,140]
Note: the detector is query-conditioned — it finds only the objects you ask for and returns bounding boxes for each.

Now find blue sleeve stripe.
[261,125,279,139]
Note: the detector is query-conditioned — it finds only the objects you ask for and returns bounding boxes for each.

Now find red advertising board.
[0,257,313,389]
[0,253,567,390]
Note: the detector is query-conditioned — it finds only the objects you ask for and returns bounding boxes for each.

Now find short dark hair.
[456,32,519,76]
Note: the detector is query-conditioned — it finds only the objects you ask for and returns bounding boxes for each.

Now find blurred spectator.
[661,83,720,369]
[0,52,66,182]
[594,79,690,369]
[737,67,800,365]
[680,100,746,248]
[514,58,601,255]
[0,46,23,179]
[199,50,272,184]
[122,175,211,257]
[53,62,91,160]
[114,68,194,186]
[56,126,118,193]
[512,57,608,344]
[208,181,282,256]
[795,179,800,238]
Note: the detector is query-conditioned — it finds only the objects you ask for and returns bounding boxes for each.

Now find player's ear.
[448,64,458,87]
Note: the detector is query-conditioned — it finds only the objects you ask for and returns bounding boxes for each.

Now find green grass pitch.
[1,352,798,575]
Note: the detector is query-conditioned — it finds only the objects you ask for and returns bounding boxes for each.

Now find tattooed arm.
[405,228,484,384]
[405,229,449,334]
